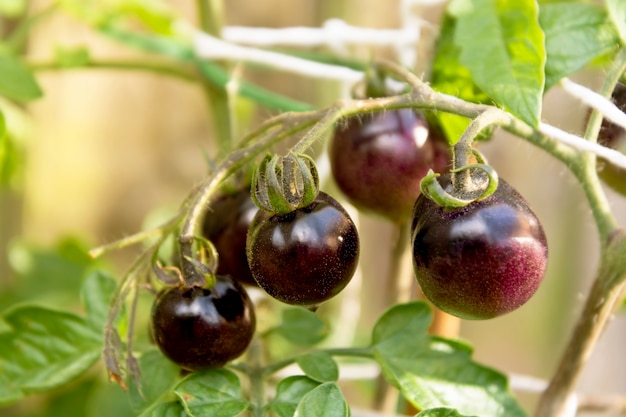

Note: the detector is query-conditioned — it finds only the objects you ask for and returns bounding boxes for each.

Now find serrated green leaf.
[139,401,187,417]
[266,375,321,417]
[0,49,42,102]
[293,382,349,417]
[372,302,432,352]
[296,351,339,383]
[416,408,476,417]
[607,0,626,46]
[430,13,491,145]
[174,369,248,417]
[275,308,328,346]
[449,0,545,127]
[373,302,527,417]
[81,270,118,331]
[129,350,180,414]
[0,271,116,405]
[540,2,620,89]
[0,307,101,404]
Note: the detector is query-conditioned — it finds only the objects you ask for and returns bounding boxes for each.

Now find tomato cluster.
[150,106,549,371]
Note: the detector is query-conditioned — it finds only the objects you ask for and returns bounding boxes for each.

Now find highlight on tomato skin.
[246,191,360,307]
[411,175,548,320]
[150,275,256,371]
[329,109,451,223]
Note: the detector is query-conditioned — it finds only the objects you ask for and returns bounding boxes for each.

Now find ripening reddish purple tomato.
[330,109,450,222]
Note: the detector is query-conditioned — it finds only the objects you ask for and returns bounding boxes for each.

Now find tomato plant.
[1,1,626,417]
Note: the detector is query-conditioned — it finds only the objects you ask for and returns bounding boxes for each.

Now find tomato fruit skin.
[329,109,450,222]
[246,191,359,306]
[151,275,256,371]
[411,176,548,320]
[202,186,259,286]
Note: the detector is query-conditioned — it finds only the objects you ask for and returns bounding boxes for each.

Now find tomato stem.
[534,47,626,417]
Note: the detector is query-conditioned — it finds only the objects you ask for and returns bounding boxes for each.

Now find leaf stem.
[374,223,410,412]
[260,347,374,377]
[247,337,266,417]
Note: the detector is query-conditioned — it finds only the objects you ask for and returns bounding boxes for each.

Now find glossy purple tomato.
[151,275,256,370]
[202,186,259,286]
[411,176,548,320]
[246,191,359,306]
[330,109,450,222]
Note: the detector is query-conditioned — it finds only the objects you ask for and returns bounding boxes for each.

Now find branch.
[560,78,626,134]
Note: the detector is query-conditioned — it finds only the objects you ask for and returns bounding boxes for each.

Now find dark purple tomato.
[411,176,548,320]
[202,186,259,286]
[246,191,359,306]
[151,275,256,371]
[597,82,626,196]
[329,109,450,222]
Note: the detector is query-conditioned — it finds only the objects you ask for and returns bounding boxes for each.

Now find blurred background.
[1,0,626,416]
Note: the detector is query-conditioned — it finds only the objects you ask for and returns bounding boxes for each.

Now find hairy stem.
[248,337,266,417]
[534,49,626,417]
[535,232,626,417]
[373,223,410,412]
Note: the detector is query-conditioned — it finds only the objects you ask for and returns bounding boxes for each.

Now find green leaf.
[7,237,95,301]
[0,271,116,405]
[0,307,101,403]
[430,13,491,145]
[0,48,42,102]
[275,308,328,346]
[296,351,339,383]
[266,375,320,417]
[174,369,248,417]
[81,270,118,331]
[449,0,546,127]
[540,2,620,89]
[607,0,626,45]
[293,382,349,417]
[373,302,528,417]
[139,401,187,417]
[416,408,476,417]
[129,350,180,414]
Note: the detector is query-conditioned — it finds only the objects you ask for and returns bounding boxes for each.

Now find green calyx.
[420,163,499,209]
[251,152,320,215]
